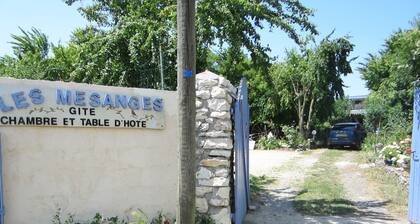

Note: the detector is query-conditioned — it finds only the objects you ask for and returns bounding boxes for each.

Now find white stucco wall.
[0,79,178,224]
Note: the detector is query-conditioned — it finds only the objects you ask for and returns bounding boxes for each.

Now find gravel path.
[333,151,407,224]
[248,150,301,176]
[244,149,408,224]
[245,149,325,224]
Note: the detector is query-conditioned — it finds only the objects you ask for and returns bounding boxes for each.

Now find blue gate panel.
[409,88,420,223]
[234,78,250,224]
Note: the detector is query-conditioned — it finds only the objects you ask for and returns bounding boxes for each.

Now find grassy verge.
[357,149,378,164]
[358,150,408,216]
[364,167,408,215]
[293,149,357,216]
[250,175,276,195]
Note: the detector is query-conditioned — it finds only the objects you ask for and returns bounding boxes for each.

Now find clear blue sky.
[261,0,420,96]
[0,0,89,54]
[0,0,419,96]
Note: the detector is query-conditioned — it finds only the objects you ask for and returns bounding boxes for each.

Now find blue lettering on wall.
[115,95,127,109]
[0,96,13,112]
[29,88,44,105]
[0,87,165,113]
[102,94,114,108]
[74,91,86,106]
[142,96,152,110]
[56,89,72,105]
[89,92,101,107]
[128,96,140,110]
[153,98,163,111]
[11,91,29,109]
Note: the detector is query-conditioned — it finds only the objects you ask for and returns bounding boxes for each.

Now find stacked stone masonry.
[195,70,236,224]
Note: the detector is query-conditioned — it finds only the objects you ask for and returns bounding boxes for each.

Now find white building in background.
[348,95,368,124]
[349,95,367,115]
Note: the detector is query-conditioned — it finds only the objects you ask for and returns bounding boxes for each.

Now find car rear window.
[332,125,356,131]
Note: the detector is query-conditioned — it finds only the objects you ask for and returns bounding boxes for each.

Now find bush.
[195,213,215,224]
[361,133,412,170]
[256,135,285,150]
[362,108,411,153]
[281,125,306,148]
[381,145,400,162]
[364,94,411,143]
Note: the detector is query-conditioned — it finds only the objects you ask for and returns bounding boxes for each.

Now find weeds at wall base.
[52,209,215,224]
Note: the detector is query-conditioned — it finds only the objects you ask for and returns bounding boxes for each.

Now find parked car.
[327,122,366,149]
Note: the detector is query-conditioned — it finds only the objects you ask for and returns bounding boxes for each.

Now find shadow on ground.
[250,175,277,196]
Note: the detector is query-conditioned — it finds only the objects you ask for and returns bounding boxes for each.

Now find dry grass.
[358,149,408,216]
[363,166,408,216]
[293,149,357,216]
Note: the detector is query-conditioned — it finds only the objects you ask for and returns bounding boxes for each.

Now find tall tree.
[1,1,319,136]
[10,27,49,60]
[62,0,317,89]
[272,35,354,136]
[0,27,51,80]
[360,17,419,132]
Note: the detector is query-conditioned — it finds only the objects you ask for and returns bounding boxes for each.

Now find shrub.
[381,146,400,162]
[256,135,285,150]
[195,213,215,224]
[281,125,306,148]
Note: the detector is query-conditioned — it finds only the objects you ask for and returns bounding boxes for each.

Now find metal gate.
[233,78,250,224]
[409,87,420,223]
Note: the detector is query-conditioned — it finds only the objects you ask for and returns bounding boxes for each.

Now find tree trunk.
[297,93,306,137]
[176,0,196,223]
[298,109,305,137]
[306,95,315,132]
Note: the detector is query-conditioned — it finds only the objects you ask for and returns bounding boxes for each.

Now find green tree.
[272,35,354,136]
[61,0,317,89]
[0,27,80,82]
[206,49,293,135]
[0,27,51,80]
[329,98,352,124]
[1,0,319,136]
[364,92,389,132]
[10,27,49,60]
[360,17,420,131]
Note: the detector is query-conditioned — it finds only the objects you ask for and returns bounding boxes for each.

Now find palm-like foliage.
[10,27,50,59]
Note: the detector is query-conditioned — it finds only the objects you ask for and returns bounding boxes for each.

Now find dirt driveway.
[244,149,408,224]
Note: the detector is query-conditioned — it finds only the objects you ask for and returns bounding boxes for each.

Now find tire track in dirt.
[331,151,408,224]
[245,149,326,224]
[245,149,408,224]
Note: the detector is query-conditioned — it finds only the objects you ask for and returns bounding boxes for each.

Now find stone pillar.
[195,70,236,224]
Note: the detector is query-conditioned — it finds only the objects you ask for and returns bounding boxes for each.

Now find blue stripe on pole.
[183,70,192,78]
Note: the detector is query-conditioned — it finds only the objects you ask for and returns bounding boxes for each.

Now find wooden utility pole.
[176,0,196,223]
